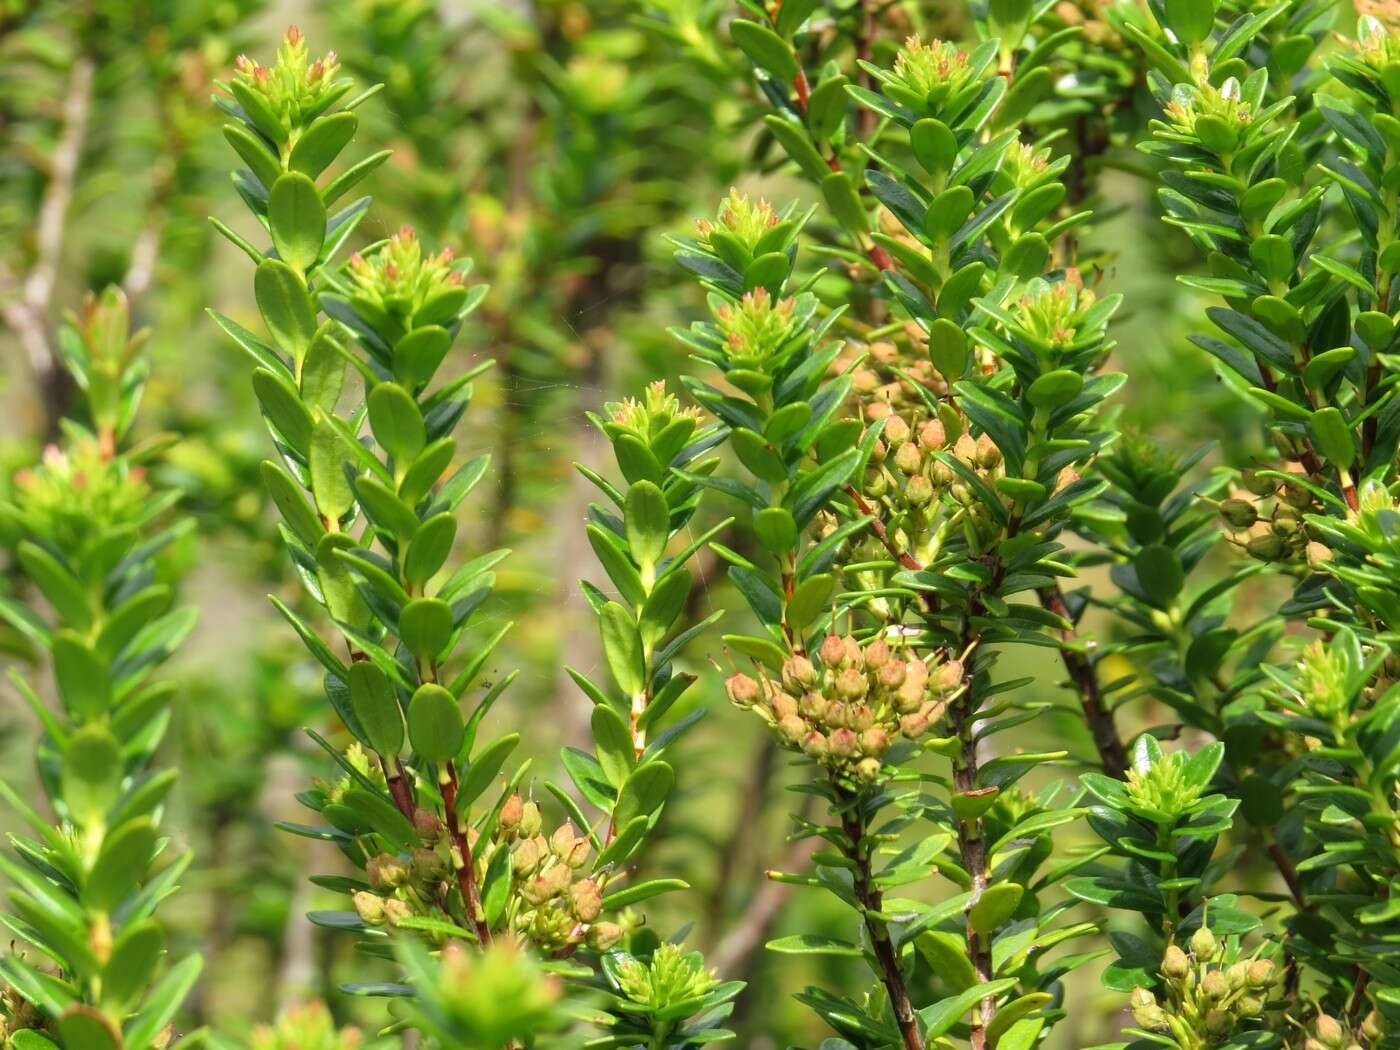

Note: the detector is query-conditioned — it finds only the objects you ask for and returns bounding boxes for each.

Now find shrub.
[4,2,1400,1049]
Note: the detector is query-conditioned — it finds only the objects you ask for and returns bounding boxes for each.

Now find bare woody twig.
[1,55,94,438]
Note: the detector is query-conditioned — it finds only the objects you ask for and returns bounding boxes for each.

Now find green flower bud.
[1205,1008,1232,1036]
[1189,925,1218,961]
[1219,498,1257,528]
[905,474,935,505]
[412,847,447,882]
[856,757,882,781]
[519,800,543,839]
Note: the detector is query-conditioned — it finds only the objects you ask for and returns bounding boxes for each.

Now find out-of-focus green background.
[0,1,1290,1045]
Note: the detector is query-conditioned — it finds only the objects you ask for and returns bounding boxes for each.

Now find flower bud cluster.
[1215,466,1318,566]
[614,943,720,1011]
[1296,1008,1384,1050]
[695,189,780,257]
[713,289,799,371]
[1123,749,1206,821]
[495,800,622,953]
[839,339,947,422]
[1130,926,1274,1043]
[606,381,703,444]
[1013,276,1099,351]
[249,1001,360,1050]
[350,796,623,954]
[351,806,454,934]
[233,27,344,134]
[6,441,149,558]
[347,226,464,322]
[725,635,960,781]
[890,37,986,110]
[1163,79,1255,155]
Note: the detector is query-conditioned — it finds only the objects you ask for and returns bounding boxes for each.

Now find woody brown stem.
[833,778,925,1050]
[441,765,492,945]
[1036,584,1128,778]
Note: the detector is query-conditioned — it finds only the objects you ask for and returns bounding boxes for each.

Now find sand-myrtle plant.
[1099,3,1400,1042]
[208,27,734,1043]
[670,94,1119,1038]
[0,287,202,1050]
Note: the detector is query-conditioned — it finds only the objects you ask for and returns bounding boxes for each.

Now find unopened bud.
[499,794,524,835]
[905,474,935,505]
[975,432,1001,468]
[1205,1008,1232,1036]
[1201,969,1228,999]
[414,808,444,842]
[836,667,869,700]
[570,879,602,922]
[820,635,846,667]
[935,660,963,692]
[1247,959,1274,988]
[863,639,891,670]
[512,836,545,876]
[1219,498,1257,528]
[919,420,947,448]
[900,712,930,737]
[782,657,816,691]
[777,714,807,743]
[586,922,624,950]
[879,659,907,691]
[726,673,761,706]
[1315,1015,1345,1049]
[856,757,882,781]
[829,727,858,758]
[1306,541,1333,570]
[883,415,911,445]
[1189,925,1218,960]
[859,727,890,754]
[367,853,408,889]
[893,441,923,475]
[412,847,447,881]
[1362,1010,1383,1040]
[353,891,386,925]
[1245,531,1285,561]
[1162,944,1190,980]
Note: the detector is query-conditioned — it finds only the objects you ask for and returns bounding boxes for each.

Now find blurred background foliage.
[0,0,1322,1046]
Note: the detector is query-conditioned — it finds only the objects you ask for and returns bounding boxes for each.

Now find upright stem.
[833,778,925,1050]
[1037,584,1128,778]
[949,679,995,1050]
[441,765,492,945]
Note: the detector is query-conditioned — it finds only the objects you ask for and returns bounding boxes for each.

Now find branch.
[1037,584,1128,778]
[1,55,94,438]
[26,55,93,318]
[834,777,925,1050]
